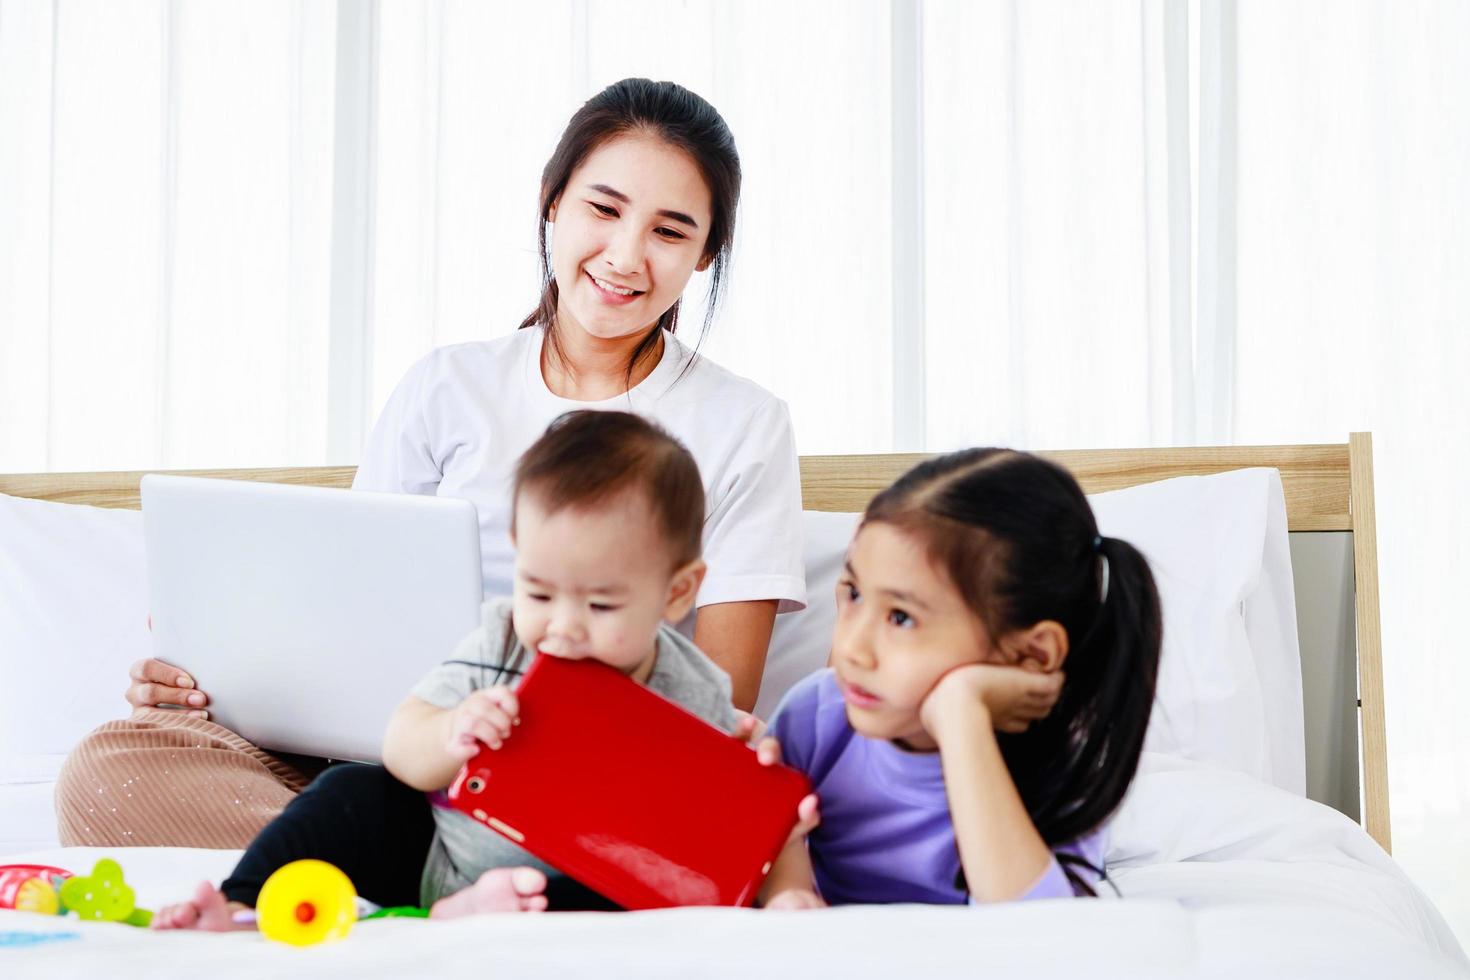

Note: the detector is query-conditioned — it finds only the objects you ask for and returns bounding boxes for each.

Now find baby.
[155,410,802,927]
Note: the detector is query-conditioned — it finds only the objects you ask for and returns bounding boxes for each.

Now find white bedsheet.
[0,853,1463,979]
[3,766,1465,978]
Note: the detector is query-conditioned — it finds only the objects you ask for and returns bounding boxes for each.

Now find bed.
[1,433,1466,977]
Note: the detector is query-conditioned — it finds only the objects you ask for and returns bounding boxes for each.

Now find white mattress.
[2,762,1466,978]
[0,849,1462,979]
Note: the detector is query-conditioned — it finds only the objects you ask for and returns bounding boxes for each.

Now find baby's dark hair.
[512,410,704,568]
[865,449,1162,883]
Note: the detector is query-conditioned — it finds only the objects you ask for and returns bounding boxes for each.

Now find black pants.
[220,763,618,911]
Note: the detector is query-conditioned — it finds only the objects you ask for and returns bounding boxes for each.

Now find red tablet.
[446,652,810,910]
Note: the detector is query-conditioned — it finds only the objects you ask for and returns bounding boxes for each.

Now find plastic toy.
[0,865,70,915]
[4,857,426,945]
[15,878,60,916]
[255,859,358,946]
[359,904,430,921]
[59,859,153,927]
[0,859,153,926]
[0,930,81,948]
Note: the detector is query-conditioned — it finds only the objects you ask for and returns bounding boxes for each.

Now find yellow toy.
[13,877,60,916]
[254,859,359,947]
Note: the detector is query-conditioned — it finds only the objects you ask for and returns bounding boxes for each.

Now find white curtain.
[368,0,895,454]
[1,0,1467,946]
[0,0,337,471]
[1227,0,1470,940]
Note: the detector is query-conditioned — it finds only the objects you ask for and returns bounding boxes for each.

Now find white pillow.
[1092,468,1302,793]
[756,468,1304,795]
[0,493,150,761]
[755,511,860,720]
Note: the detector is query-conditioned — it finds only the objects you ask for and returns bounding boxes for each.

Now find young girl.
[153,410,811,928]
[759,448,1161,907]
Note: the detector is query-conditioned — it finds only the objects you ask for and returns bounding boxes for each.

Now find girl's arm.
[694,599,778,712]
[760,837,823,909]
[921,668,1057,903]
[753,733,825,909]
[383,687,520,791]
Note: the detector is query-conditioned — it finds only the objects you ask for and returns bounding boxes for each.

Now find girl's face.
[548,134,713,345]
[511,488,703,682]
[830,522,1006,750]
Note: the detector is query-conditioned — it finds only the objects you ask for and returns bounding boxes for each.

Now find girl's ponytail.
[1031,535,1161,845]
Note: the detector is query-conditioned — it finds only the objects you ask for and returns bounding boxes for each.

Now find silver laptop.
[141,474,483,763]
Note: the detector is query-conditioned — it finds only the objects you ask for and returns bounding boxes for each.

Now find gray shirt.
[410,598,739,904]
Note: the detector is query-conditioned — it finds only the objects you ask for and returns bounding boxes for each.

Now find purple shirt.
[769,669,1107,905]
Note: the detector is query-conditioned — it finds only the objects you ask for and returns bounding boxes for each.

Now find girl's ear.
[694,252,713,273]
[1001,621,1070,674]
[663,558,707,623]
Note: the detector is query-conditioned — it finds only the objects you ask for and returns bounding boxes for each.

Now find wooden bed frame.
[0,433,1389,851]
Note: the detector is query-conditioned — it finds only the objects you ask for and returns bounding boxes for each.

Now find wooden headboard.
[0,433,1388,850]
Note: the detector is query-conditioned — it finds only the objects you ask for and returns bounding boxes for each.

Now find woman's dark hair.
[864,449,1162,894]
[512,410,704,569]
[520,77,742,387]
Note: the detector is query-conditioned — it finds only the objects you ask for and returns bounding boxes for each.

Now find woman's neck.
[540,318,664,402]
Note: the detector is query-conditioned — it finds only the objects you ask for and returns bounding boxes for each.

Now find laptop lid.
[141,474,483,762]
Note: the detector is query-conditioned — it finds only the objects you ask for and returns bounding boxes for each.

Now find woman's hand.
[445,686,520,759]
[919,663,1064,739]
[126,659,209,719]
[763,888,826,911]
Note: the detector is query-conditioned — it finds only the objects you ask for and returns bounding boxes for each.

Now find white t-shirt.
[353,327,806,614]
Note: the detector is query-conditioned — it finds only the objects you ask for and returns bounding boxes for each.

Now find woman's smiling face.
[548,133,713,344]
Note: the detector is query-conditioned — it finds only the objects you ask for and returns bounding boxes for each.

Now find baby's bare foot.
[152,880,252,931]
[429,867,549,919]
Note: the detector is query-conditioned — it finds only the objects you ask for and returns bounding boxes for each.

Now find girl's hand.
[731,709,767,746]
[920,663,1064,738]
[755,736,821,844]
[763,888,826,911]
[445,686,520,759]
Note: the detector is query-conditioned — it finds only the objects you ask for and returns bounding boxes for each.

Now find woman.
[57,78,805,850]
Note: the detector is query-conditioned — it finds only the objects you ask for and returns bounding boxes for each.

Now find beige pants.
[54,711,319,850]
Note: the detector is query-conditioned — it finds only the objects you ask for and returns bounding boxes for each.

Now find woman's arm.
[921,669,1058,903]
[694,599,777,712]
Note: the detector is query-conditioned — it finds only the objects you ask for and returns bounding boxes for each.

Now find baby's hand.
[763,888,826,911]
[921,663,1064,736]
[755,736,821,844]
[446,685,520,759]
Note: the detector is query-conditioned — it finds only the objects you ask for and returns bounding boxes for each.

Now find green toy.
[57,859,153,927]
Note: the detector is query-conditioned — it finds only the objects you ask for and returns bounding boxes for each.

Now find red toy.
[0,865,70,915]
[448,653,811,910]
